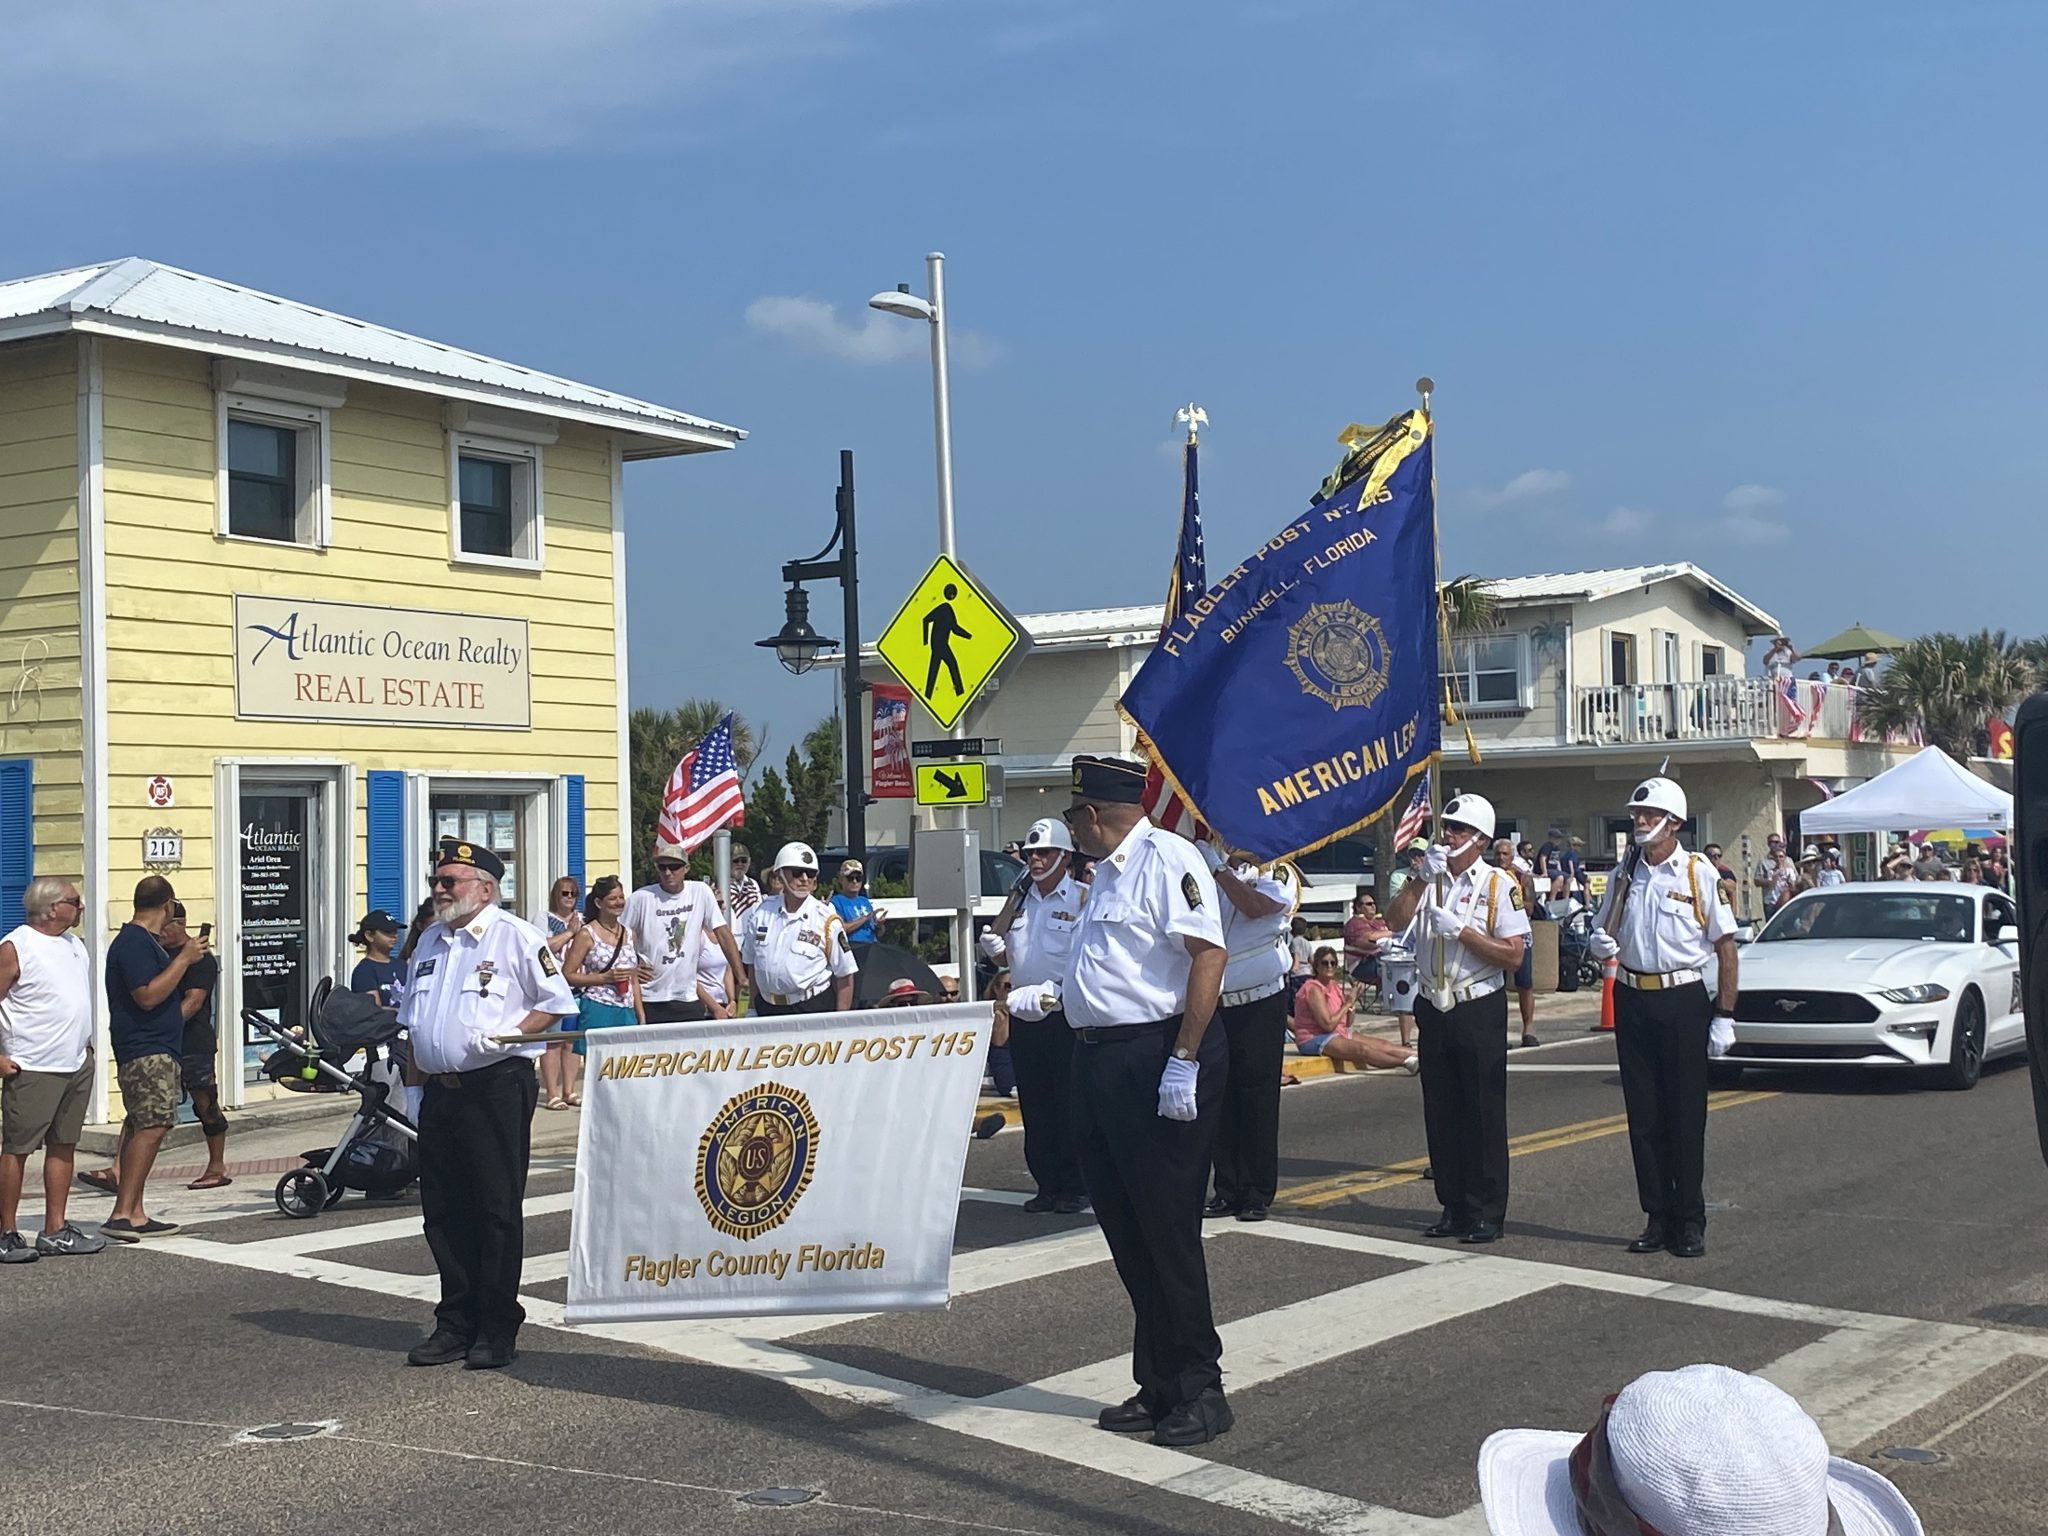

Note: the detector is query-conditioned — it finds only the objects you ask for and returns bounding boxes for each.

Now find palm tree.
[1855,630,2034,758]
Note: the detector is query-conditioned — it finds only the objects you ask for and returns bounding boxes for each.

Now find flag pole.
[1416,378,1454,999]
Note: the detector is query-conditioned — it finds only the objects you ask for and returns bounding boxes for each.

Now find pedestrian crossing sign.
[874,555,1026,730]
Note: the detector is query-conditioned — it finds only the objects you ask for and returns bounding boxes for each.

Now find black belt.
[427,1057,533,1087]
[1073,1017,1178,1045]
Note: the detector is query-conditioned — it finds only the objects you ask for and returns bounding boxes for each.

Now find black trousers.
[1210,990,1287,1210]
[1415,989,1510,1226]
[1011,1011,1083,1202]
[1613,982,1711,1231]
[756,990,837,1017]
[1070,1016,1226,1410]
[644,999,709,1024]
[419,1057,538,1345]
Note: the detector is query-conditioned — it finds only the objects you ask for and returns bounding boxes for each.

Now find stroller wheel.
[275,1167,330,1219]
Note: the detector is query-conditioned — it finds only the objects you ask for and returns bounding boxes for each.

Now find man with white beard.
[399,839,576,1371]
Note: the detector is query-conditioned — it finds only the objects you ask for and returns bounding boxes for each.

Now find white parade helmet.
[772,841,820,874]
[1441,793,1497,839]
[1021,817,1074,853]
[1627,776,1688,824]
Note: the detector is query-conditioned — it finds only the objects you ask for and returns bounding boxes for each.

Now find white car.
[1717,881,2025,1090]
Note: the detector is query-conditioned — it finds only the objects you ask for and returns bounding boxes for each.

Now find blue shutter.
[0,759,32,931]
[366,771,404,919]
[565,775,586,892]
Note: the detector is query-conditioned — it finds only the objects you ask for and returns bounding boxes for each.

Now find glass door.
[237,783,323,1085]
[430,791,527,909]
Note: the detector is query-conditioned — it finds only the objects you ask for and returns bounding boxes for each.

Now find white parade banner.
[565,1003,992,1324]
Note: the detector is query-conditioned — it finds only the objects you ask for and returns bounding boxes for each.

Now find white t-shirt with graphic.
[623,880,727,1004]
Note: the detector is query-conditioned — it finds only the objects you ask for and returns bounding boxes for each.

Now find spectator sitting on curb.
[0,877,106,1263]
[1477,1362,1922,1535]
[1291,947,1418,1074]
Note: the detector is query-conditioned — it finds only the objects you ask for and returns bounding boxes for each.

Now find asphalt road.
[5,1027,2046,1535]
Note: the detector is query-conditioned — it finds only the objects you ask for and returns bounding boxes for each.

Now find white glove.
[1588,929,1620,961]
[1157,1056,1199,1121]
[1005,982,1060,1022]
[1708,1016,1736,1057]
[1423,843,1450,877]
[1199,840,1226,873]
[978,930,1006,962]
[1424,904,1466,940]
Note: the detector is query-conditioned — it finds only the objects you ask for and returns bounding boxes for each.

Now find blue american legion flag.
[1139,433,1211,840]
[660,712,746,852]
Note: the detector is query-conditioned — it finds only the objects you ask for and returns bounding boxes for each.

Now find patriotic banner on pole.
[567,1006,991,1322]
[1392,776,1433,848]
[871,684,913,799]
[1120,410,1442,863]
[1141,416,1211,842]
[658,712,745,853]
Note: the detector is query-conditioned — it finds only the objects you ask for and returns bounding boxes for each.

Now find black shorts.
[181,1027,219,1091]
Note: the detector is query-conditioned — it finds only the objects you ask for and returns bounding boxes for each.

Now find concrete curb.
[76,1091,358,1158]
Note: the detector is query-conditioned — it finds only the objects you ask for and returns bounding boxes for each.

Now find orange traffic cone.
[1597,957,1618,1031]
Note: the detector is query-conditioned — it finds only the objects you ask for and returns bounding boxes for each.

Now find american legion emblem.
[696,1082,821,1241]
[1284,600,1392,711]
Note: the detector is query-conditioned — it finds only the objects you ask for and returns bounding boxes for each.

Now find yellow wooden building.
[0,259,740,1118]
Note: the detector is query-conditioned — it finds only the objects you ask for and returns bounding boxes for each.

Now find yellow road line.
[1278,1088,1780,1210]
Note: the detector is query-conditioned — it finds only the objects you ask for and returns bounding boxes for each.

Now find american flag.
[659,712,745,853]
[1392,776,1432,848]
[1778,673,1807,733]
[1143,426,1210,841]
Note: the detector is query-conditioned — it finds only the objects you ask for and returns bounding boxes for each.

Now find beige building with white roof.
[845,564,1919,919]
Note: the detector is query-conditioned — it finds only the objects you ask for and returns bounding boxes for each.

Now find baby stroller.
[245,977,420,1219]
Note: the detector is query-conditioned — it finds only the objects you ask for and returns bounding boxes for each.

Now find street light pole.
[927,251,956,560]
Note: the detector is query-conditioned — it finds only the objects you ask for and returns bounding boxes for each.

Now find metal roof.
[1013,563,1778,645]
[0,257,742,457]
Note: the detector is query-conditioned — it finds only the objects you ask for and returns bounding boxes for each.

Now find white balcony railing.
[1572,677,1918,747]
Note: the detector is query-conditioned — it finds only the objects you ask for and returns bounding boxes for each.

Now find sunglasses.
[655,861,686,872]
[784,868,818,881]
[1314,959,1337,969]
[429,873,475,890]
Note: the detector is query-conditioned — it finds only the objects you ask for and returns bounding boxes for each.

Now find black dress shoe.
[1460,1221,1502,1244]
[1236,1203,1269,1223]
[1423,1213,1471,1239]
[1097,1395,1160,1433]
[405,1328,470,1367]
[1021,1193,1057,1213]
[1626,1224,1668,1255]
[1667,1227,1705,1259]
[1203,1196,1239,1218]
[1151,1389,1234,1447]
[1052,1196,1091,1215]
[464,1338,518,1370]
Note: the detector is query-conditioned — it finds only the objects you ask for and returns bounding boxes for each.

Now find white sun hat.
[1478,1364,1922,1536]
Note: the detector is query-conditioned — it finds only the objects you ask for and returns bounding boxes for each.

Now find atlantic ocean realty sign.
[233,594,531,729]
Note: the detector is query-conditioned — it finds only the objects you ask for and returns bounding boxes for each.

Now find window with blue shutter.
[0,759,33,931]
[366,771,404,919]
[565,775,586,893]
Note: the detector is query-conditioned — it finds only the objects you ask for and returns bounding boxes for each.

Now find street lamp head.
[868,287,935,322]
[756,584,840,675]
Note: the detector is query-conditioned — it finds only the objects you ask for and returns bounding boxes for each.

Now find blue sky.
[6,1,2043,759]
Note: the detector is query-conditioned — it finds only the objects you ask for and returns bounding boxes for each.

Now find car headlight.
[1878,983,1950,1004]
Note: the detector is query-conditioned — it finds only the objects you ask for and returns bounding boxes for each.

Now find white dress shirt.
[1062,819,1224,1029]
[1595,845,1737,975]
[400,904,577,1075]
[999,875,1087,991]
[1220,862,1299,997]
[623,880,728,1004]
[1400,859,1532,1001]
[741,895,859,1005]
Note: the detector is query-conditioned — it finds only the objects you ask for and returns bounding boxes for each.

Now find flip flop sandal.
[1280,1074,1302,1088]
[77,1170,120,1195]
[564,1093,582,1107]
[544,1097,570,1111]
[187,1175,234,1190]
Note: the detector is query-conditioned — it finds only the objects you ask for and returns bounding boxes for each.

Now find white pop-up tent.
[1799,745,2014,835]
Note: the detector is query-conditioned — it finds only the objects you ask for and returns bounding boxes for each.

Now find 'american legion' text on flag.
[1120,411,1441,863]
[659,712,746,852]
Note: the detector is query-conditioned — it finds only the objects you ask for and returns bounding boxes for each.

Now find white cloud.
[1721,483,1787,513]
[1717,483,1790,544]
[1590,505,1654,537]
[2,0,910,158]
[745,295,999,367]
[1471,468,1571,511]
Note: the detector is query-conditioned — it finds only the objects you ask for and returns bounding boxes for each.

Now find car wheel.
[1937,990,1986,1091]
